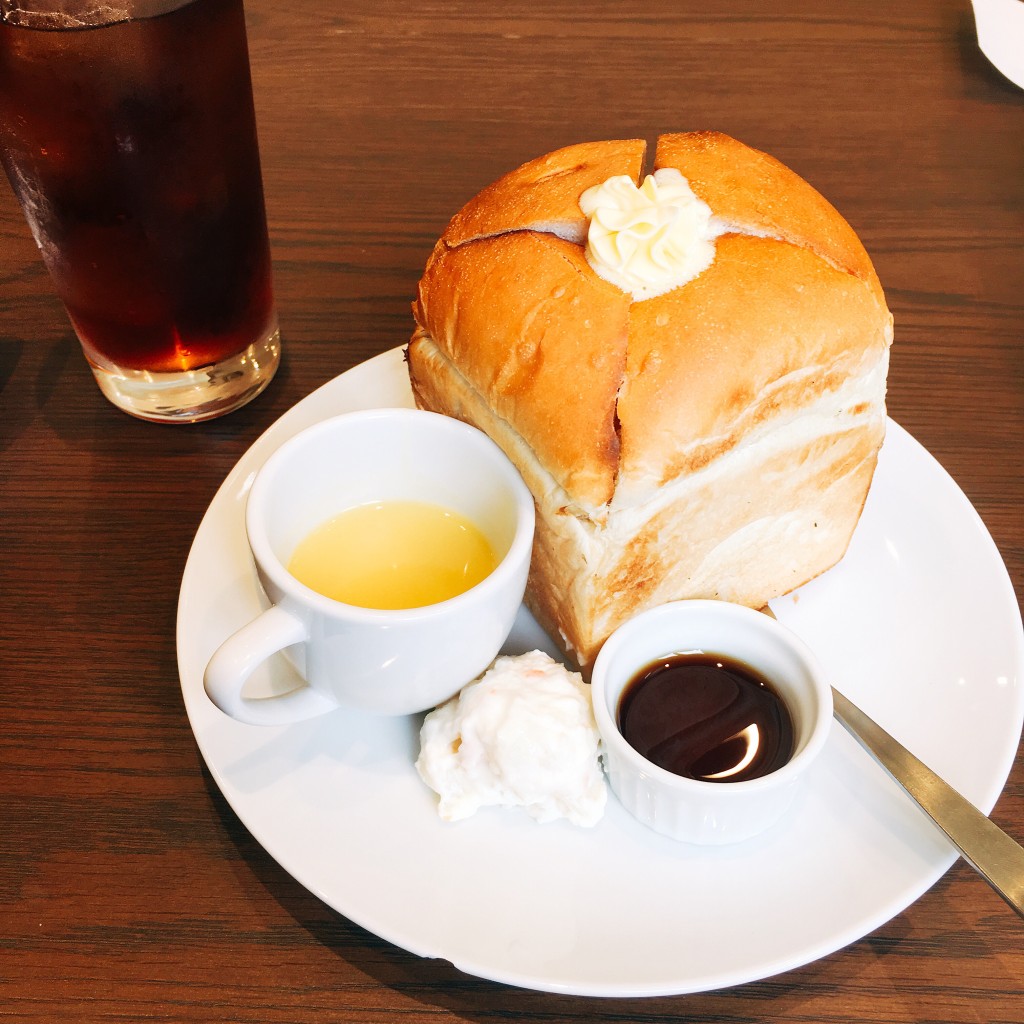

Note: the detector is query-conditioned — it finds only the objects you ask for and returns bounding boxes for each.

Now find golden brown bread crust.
[655,131,883,293]
[409,132,894,666]
[414,230,631,508]
[443,139,647,247]
[620,233,890,499]
[409,327,887,668]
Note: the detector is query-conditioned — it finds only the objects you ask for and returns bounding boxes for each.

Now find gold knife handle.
[830,685,1024,918]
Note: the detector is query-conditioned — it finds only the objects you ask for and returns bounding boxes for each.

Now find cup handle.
[204,605,339,726]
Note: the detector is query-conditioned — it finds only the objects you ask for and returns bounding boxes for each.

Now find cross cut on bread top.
[413,132,892,514]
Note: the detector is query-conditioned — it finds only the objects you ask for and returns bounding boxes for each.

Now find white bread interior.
[408,132,894,668]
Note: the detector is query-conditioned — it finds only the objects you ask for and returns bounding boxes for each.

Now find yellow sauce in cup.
[288,500,497,609]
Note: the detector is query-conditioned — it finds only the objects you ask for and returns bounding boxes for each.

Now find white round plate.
[177,346,1024,997]
[972,0,1024,89]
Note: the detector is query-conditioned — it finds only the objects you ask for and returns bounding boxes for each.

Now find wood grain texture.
[1,1,1021,1021]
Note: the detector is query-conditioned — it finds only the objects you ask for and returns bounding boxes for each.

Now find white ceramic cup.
[591,600,832,844]
[204,408,535,725]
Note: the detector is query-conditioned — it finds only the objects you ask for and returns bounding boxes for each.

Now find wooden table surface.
[2,1,1022,1020]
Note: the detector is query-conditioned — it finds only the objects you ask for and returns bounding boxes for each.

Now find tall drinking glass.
[0,0,280,422]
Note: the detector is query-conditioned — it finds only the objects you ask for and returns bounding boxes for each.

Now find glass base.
[86,321,281,424]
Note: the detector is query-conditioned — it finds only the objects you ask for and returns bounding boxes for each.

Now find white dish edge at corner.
[176,345,1024,997]
[972,0,1024,89]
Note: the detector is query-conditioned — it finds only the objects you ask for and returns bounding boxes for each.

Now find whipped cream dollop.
[415,650,607,827]
[579,167,717,300]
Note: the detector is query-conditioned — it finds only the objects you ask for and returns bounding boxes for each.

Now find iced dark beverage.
[0,0,279,421]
